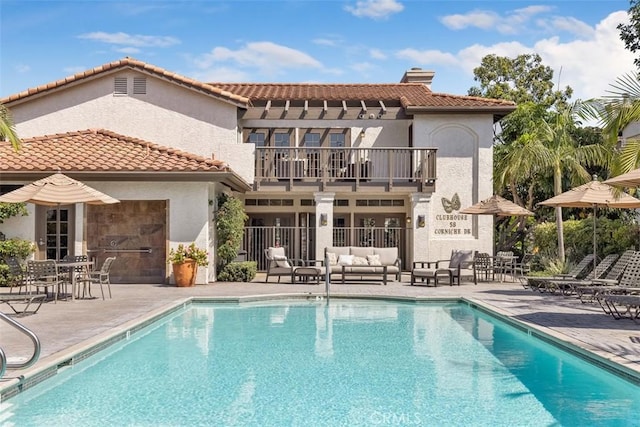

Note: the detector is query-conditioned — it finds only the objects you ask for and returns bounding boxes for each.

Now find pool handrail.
[0,312,41,375]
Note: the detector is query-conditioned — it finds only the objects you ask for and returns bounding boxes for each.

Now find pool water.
[1,300,639,426]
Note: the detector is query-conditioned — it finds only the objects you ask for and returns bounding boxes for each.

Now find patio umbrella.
[0,172,119,259]
[603,168,640,188]
[538,175,640,276]
[460,194,534,217]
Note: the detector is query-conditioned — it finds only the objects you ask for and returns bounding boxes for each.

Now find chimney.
[400,67,435,89]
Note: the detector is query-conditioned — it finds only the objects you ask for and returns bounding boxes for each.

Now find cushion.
[273,254,291,268]
[367,254,382,266]
[374,247,398,266]
[325,246,350,257]
[351,247,374,258]
[352,256,369,266]
[268,247,286,259]
[449,250,474,268]
[326,252,338,266]
[338,254,354,266]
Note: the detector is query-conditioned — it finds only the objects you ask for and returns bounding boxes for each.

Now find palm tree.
[497,102,608,262]
[582,73,640,177]
[0,104,21,151]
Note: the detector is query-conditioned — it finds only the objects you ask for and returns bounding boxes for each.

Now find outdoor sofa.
[320,246,401,285]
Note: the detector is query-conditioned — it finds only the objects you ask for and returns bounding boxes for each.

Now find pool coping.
[1,293,639,401]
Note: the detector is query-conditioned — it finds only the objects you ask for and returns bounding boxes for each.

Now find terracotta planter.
[172,259,198,287]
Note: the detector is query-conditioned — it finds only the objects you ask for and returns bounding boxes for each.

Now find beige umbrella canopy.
[0,173,119,260]
[604,168,640,188]
[538,176,640,274]
[460,195,534,217]
[0,172,119,205]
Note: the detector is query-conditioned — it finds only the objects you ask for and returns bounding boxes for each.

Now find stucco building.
[0,58,515,284]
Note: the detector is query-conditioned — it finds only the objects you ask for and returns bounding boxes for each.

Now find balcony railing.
[254,147,437,192]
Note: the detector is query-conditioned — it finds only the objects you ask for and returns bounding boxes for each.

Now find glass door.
[36,205,73,260]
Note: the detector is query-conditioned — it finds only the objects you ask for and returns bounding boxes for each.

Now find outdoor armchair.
[412,249,476,286]
[264,247,304,283]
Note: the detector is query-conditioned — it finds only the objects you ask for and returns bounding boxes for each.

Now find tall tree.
[471,54,574,253]
[0,104,21,151]
[618,0,640,70]
[468,53,572,109]
[498,102,608,261]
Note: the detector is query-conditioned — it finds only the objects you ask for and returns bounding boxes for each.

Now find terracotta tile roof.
[210,83,515,110]
[0,129,230,173]
[0,58,250,107]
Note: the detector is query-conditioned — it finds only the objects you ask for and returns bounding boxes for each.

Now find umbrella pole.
[593,206,597,277]
[56,204,61,261]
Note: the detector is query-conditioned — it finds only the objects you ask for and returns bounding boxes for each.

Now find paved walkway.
[1,274,639,393]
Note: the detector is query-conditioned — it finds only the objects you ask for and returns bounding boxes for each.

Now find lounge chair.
[263,247,303,283]
[524,254,594,292]
[600,294,640,322]
[412,249,476,286]
[544,254,619,295]
[573,250,637,303]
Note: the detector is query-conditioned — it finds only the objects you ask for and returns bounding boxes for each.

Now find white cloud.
[14,63,30,73]
[345,0,404,20]
[78,31,180,47]
[541,16,594,39]
[190,67,252,83]
[441,5,553,35]
[313,38,337,47]
[369,48,387,60]
[395,48,459,68]
[191,41,323,77]
[351,62,376,73]
[446,11,635,101]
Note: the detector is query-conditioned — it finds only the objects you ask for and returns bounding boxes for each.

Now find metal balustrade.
[241,225,408,271]
[254,147,437,191]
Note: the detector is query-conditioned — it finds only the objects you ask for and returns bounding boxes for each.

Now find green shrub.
[217,261,257,282]
[0,238,36,286]
[532,218,639,269]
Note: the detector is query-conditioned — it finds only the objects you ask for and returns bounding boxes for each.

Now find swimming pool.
[1,299,639,426]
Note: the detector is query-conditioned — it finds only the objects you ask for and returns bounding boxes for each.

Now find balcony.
[254,147,437,193]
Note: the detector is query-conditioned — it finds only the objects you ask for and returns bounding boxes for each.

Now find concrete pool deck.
[1,273,640,393]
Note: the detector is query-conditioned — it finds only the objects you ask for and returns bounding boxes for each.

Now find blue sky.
[1,0,636,102]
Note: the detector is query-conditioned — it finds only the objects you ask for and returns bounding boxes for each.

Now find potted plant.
[168,243,208,287]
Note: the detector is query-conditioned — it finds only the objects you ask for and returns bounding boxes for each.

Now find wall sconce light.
[417,215,425,228]
[320,213,328,226]
[406,217,411,226]
[359,129,366,138]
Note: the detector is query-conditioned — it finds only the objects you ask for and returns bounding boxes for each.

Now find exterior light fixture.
[360,129,366,138]
[320,213,328,226]
[417,215,425,228]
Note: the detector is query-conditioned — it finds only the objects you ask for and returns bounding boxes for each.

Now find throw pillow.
[367,254,382,266]
[352,256,369,266]
[337,254,354,266]
[326,252,338,266]
[273,254,291,268]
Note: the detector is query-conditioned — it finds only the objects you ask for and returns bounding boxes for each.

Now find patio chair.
[412,249,476,286]
[78,257,116,300]
[5,257,28,294]
[473,252,495,282]
[264,247,303,283]
[26,260,65,303]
